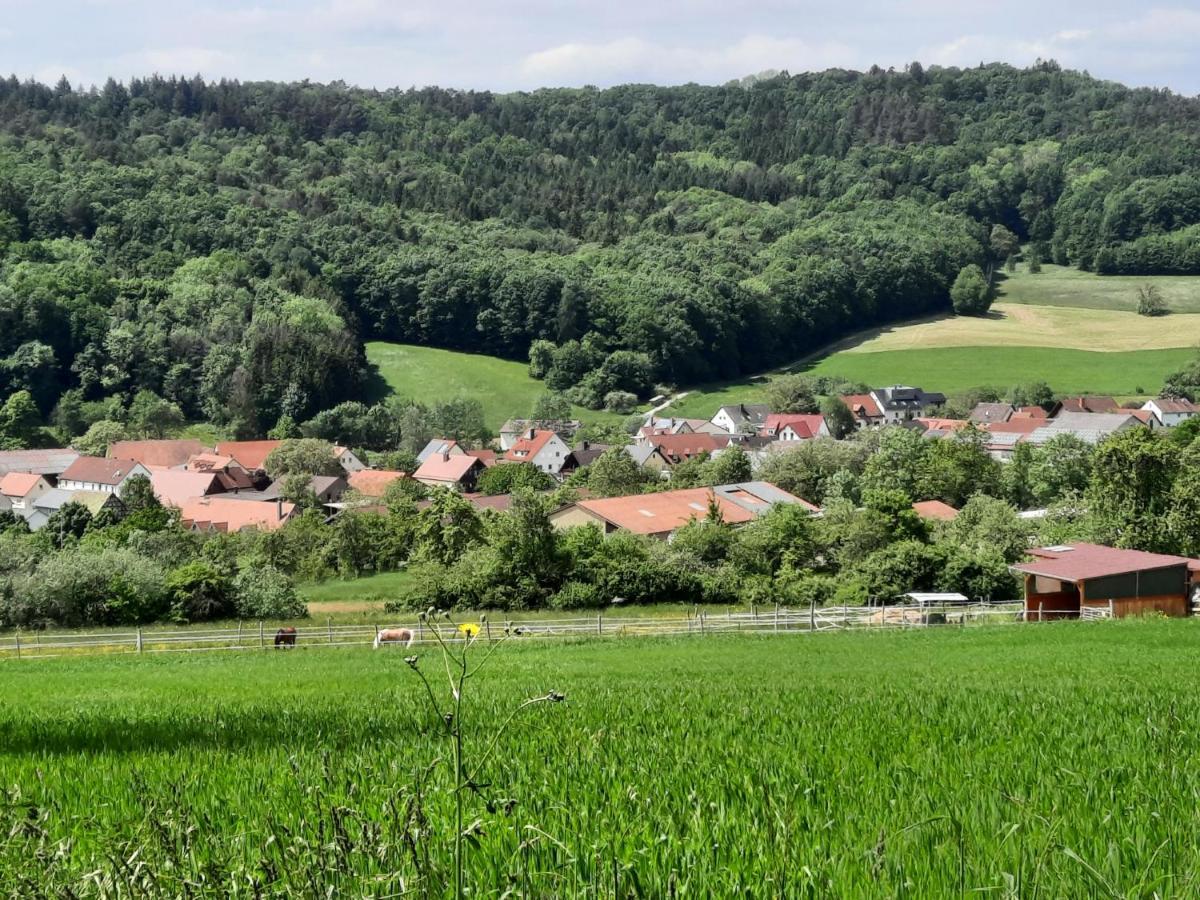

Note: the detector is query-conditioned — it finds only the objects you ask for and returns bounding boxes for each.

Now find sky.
[3,0,1199,96]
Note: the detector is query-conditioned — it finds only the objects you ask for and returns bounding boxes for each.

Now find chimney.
[582,440,590,451]
[441,451,450,462]
[527,427,536,440]
[276,498,283,519]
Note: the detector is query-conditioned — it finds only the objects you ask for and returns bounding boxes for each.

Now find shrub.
[548,581,605,610]
[232,565,307,619]
[603,391,639,414]
[10,548,168,627]
[950,264,992,316]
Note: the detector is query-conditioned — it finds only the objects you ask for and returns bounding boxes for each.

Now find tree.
[531,392,571,423]
[706,445,752,485]
[476,462,554,495]
[950,264,993,316]
[1010,381,1054,410]
[164,561,235,622]
[127,390,186,439]
[603,391,638,414]
[937,494,1030,562]
[988,224,1019,260]
[264,439,342,479]
[119,474,160,512]
[1136,284,1167,317]
[1085,428,1179,551]
[72,420,127,457]
[1026,433,1093,505]
[0,390,42,449]
[43,501,93,549]
[820,395,857,439]
[587,448,650,497]
[268,414,301,440]
[528,340,556,379]
[232,565,307,618]
[764,374,819,414]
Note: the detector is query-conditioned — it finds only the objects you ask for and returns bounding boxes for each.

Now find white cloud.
[520,34,860,85]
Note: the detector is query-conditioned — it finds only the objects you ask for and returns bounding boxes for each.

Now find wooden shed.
[1011,543,1197,620]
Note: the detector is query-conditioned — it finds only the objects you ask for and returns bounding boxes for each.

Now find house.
[178,496,296,533]
[214,440,282,472]
[1142,398,1198,427]
[1012,543,1197,619]
[980,418,1046,459]
[968,403,1014,425]
[503,429,572,476]
[760,414,829,442]
[58,457,152,495]
[840,394,884,429]
[186,454,258,491]
[628,433,729,475]
[914,418,971,438]
[0,449,80,479]
[149,470,223,508]
[499,419,582,451]
[710,404,771,434]
[23,488,123,531]
[228,475,347,508]
[417,439,465,464]
[0,472,52,511]
[332,445,366,474]
[413,452,486,491]
[1056,396,1120,415]
[560,441,610,476]
[1128,409,1163,429]
[1025,412,1144,446]
[912,500,959,522]
[465,449,497,466]
[346,469,409,498]
[108,439,207,470]
[1010,406,1049,420]
[869,386,947,423]
[549,481,817,539]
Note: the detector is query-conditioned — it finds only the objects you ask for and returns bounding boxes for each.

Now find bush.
[232,565,308,619]
[950,264,992,316]
[548,581,606,610]
[603,391,639,414]
[8,548,168,627]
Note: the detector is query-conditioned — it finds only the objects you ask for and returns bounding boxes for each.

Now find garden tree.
[705,445,752,485]
[264,439,342,479]
[1167,418,1200,447]
[817,500,904,571]
[919,426,1002,506]
[268,414,301,440]
[1026,433,1093,505]
[1165,442,1200,556]
[1162,354,1200,401]
[301,401,399,450]
[820,394,857,439]
[413,489,484,565]
[671,515,735,566]
[603,391,638,414]
[1085,428,1180,551]
[859,427,928,499]
[429,398,489,447]
[119,474,159,513]
[989,224,1020,261]
[1001,441,1036,509]
[937,495,1030,562]
[232,565,307,619]
[332,510,406,577]
[758,437,868,505]
[862,488,928,542]
[587,448,651,497]
[279,474,322,513]
[950,265,992,316]
[1009,381,1055,409]
[476,462,554,495]
[14,547,168,627]
[126,390,185,439]
[381,477,428,509]
[0,390,41,449]
[73,420,126,457]
[163,561,234,622]
[527,340,556,379]
[728,503,817,576]
[764,374,819,414]
[1136,283,1167,317]
[530,392,571,423]
[487,491,565,589]
[43,501,92,550]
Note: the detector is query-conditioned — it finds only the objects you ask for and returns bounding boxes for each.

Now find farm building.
[1012,543,1199,619]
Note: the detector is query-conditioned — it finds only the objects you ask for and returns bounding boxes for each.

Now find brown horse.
[274,627,297,649]
[373,628,415,649]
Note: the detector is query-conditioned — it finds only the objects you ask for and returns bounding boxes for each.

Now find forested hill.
[1,62,1199,439]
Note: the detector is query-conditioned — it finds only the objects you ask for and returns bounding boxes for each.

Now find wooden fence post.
[237,620,243,646]
[258,621,265,649]
[774,604,779,633]
[417,619,423,642]
[1038,601,1044,623]
[14,632,20,660]
[328,618,333,643]
[699,612,705,635]
[596,614,602,637]
[1108,598,1115,619]
[486,619,492,641]
[136,627,143,654]
[809,598,815,632]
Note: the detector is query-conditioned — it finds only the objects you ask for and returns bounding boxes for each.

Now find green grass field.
[365,342,623,430]
[998,263,1200,312]
[4,620,1200,894]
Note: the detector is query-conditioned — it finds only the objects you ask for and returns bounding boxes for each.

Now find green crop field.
[998,263,1200,312]
[365,342,623,430]
[4,620,1200,895]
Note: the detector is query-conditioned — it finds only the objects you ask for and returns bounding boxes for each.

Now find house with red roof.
[1056,396,1120,415]
[760,414,829,442]
[840,393,883,429]
[178,496,296,533]
[0,472,51,511]
[1012,542,1198,619]
[58,457,152,495]
[414,451,486,491]
[503,428,571,476]
[911,500,959,522]
[109,439,207,470]
[150,470,223,508]
[214,440,282,472]
[1142,397,1199,427]
[186,453,258,491]
[628,433,729,474]
[346,469,409,498]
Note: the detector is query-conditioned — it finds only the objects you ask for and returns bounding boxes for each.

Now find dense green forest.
[1,62,1199,440]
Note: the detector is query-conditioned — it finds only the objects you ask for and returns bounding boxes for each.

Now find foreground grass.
[364,341,623,430]
[2,620,1200,894]
[998,262,1200,312]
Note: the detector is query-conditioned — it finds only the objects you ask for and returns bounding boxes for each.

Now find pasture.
[998,263,1200,312]
[3,620,1200,895]
[364,341,622,429]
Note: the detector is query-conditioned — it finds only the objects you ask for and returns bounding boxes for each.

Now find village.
[2,385,1198,620]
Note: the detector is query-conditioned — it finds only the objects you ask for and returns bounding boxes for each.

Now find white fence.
[0,600,1104,661]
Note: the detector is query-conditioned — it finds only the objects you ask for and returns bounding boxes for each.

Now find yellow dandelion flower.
[458,623,481,637]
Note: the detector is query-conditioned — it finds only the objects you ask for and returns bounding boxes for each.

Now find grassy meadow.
[3,620,1200,894]
[997,263,1200,312]
[364,342,623,430]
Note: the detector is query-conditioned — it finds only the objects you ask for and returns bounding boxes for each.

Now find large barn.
[1012,543,1199,619]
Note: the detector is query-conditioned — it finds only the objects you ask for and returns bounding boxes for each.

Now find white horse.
[373,627,416,649]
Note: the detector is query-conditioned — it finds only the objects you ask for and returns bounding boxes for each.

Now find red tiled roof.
[841,394,881,418]
[466,449,497,463]
[150,470,221,507]
[178,496,295,532]
[414,453,481,484]
[762,414,826,438]
[912,500,959,521]
[347,469,408,497]
[1128,409,1159,425]
[1013,542,1195,582]
[214,440,283,471]
[0,472,45,498]
[1011,406,1049,419]
[1151,398,1198,414]
[574,488,761,534]
[915,418,969,432]
[109,440,207,469]
[188,453,240,472]
[984,418,1045,436]
[504,430,557,462]
[1058,396,1119,414]
[644,433,727,464]
[60,457,144,486]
